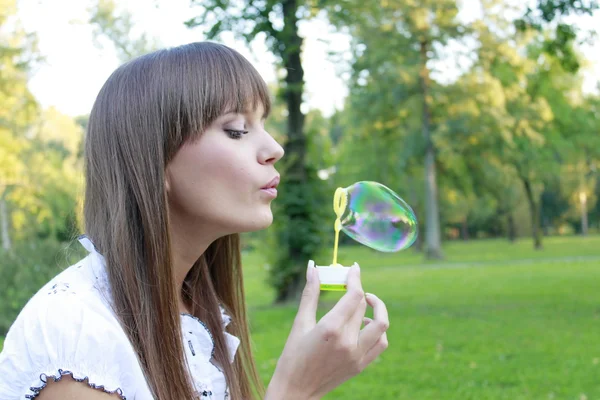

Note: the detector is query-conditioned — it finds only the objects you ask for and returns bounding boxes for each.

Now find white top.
[0,236,240,400]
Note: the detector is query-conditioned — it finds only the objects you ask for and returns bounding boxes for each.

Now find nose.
[258,132,285,165]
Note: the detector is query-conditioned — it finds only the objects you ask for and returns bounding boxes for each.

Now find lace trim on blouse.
[26,369,126,399]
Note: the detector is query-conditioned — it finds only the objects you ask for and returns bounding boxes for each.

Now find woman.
[0,42,389,399]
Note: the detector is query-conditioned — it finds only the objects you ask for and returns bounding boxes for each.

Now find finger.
[362,317,373,328]
[324,264,364,323]
[295,260,320,330]
[360,332,388,368]
[348,281,368,337]
[358,293,389,352]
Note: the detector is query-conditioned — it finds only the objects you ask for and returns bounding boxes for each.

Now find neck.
[168,211,223,314]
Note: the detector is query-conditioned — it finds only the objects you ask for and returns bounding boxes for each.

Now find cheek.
[167,140,253,215]
[201,146,252,193]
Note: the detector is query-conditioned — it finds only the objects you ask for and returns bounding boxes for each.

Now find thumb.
[295,260,320,330]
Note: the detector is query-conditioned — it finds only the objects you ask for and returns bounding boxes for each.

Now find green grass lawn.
[1,236,598,399]
[244,236,600,399]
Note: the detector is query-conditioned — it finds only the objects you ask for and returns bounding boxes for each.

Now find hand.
[265,261,389,400]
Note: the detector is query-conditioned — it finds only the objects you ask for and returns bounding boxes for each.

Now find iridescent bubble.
[337,181,418,252]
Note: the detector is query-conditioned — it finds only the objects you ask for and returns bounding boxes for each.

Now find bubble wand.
[314,181,419,291]
[332,187,347,267]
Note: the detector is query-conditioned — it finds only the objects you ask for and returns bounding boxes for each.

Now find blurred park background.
[1,0,599,398]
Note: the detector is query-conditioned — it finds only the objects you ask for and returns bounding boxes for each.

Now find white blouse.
[0,236,240,399]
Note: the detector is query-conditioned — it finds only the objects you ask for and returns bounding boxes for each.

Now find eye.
[224,129,249,140]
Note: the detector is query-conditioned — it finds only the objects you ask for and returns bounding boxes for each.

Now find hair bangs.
[166,42,271,151]
[212,44,272,118]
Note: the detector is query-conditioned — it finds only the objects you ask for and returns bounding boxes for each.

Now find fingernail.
[306,260,315,282]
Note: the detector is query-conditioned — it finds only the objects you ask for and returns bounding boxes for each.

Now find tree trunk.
[461,217,469,241]
[507,213,516,242]
[542,215,550,236]
[1,196,10,251]
[419,40,443,259]
[275,0,308,303]
[522,177,542,249]
[580,192,588,236]
[408,177,423,252]
[281,0,305,165]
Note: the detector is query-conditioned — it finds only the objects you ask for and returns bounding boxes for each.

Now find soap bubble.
[337,181,418,252]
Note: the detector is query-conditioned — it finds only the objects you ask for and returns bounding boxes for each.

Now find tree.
[0,0,39,250]
[516,0,598,72]
[322,0,597,247]
[0,106,85,333]
[324,0,469,258]
[447,0,598,248]
[186,0,327,302]
[89,0,160,63]
[0,1,87,333]
[455,3,557,249]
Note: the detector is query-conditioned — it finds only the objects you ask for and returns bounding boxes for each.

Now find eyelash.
[224,129,249,140]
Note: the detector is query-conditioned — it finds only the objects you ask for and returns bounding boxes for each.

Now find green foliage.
[88,0,161,63]
[0,5,86,338]
[323,0,471,259]
[1,1,42,250]
[0,108,84,331]
[515,0,598,72]
[186,0,318,61]
[325,0,599,247]
[2,108,84,245]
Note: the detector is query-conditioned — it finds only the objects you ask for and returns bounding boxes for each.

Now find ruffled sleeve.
[219,306,240,364]
[0,281,137,399]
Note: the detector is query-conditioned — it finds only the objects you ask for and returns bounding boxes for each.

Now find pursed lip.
[261,175,280,190]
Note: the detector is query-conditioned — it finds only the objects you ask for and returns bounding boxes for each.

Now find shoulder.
[0,256,138,399]
[13,254,116,338]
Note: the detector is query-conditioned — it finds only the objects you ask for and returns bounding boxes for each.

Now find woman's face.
[166,103,285,236]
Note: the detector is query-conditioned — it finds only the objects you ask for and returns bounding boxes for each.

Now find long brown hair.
[83,42,270,399]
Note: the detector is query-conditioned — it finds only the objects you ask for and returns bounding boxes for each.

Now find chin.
[254,213,274,231]
[237,209,274,233]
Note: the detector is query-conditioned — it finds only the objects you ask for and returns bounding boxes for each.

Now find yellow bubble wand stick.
[332,187,347,267]
[315,187,352,291]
